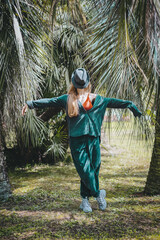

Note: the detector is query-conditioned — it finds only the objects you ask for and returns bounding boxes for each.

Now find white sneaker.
[96,189,107,210]
[80,197,92,213]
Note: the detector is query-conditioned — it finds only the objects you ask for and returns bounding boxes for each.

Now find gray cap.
[71,68,90,89]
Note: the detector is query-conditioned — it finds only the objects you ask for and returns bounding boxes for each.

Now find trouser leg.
[70,135,101,198]
[80,136,101,198]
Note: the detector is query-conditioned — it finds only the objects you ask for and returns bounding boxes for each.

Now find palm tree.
[0,0,48,200]
[85,0,160,195]
[143,2,160,194]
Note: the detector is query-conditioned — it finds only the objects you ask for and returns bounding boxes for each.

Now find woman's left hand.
[22,104,28,116]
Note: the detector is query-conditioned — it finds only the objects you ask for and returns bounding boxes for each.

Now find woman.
[22,68,142,213]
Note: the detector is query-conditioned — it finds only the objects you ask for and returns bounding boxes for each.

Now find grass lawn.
[0,122,160,239]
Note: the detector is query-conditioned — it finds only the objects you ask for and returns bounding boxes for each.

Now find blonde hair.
[67,83,91,117]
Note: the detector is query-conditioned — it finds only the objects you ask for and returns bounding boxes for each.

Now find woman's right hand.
[22,104,28,116]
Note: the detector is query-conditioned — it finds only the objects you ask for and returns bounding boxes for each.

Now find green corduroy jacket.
[26,94,142,137]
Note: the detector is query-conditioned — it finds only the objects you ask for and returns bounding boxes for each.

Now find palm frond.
[43,125,67,161]
[17,111,47,148]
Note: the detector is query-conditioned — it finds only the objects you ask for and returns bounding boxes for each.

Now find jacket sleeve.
[26,94,68,110]
[105,98,142,117]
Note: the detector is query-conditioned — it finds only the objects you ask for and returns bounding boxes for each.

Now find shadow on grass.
[11,165,76,179]
[0,203,160,240]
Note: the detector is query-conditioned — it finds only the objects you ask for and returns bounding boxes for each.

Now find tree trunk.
[0,95,11,201]
[144,92,160,195]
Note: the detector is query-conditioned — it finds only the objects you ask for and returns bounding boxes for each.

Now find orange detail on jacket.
[83,94,93,111]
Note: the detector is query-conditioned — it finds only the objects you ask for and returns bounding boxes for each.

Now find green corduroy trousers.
[69,135,101,198]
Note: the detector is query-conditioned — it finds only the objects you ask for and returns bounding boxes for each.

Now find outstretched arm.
[26,94,68,109]
[22,94,68,116]
[106,98,142,117]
